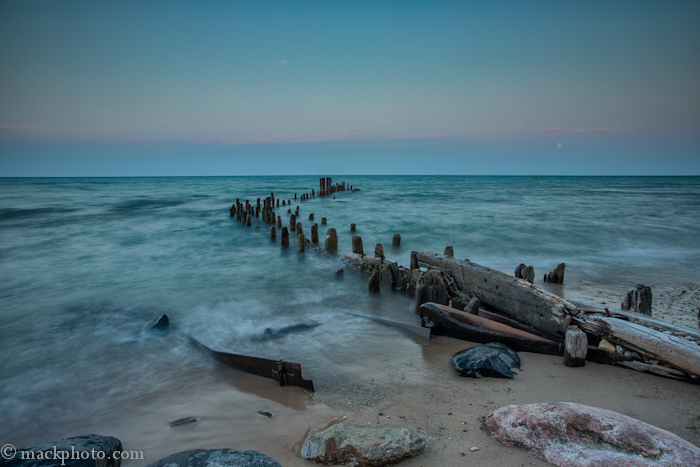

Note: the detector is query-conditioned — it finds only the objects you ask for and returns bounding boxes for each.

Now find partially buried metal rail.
[191,337,315,392]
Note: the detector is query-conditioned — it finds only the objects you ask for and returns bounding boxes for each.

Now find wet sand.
[15,281,700,467]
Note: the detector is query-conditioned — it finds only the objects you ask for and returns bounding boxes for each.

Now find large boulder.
[145,450,281,467]
[453,342,520,379]
[2,434,122,467]
[301,423,429,467]
[486,402,700,467]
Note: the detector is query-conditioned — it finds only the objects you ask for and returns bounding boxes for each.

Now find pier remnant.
[296,222,303,236]
[350,223,356,232]
[298,234,306,253]
[325,228,338,250]
[392,234,401,246]
[621,285,652,316]
[281,227,289,245]
[544,263,565,284]
[309,213,314,220]
[321,217,327,225]
[515,263,535,284]
[270,226,276,240]
[352,236,363,255]
[563,325,587,367]
[375,244,384,260]
[444,246,454,257]
[290,214,296,232]
[277,216,282,228]
[311,223,319,243]
[369,266,381,293]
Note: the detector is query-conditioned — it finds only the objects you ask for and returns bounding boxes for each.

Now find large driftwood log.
[572,315,700,377]
[414,252,570,339]
[434,304,552,342]
[419,303,564,356]
[477,309,562,342]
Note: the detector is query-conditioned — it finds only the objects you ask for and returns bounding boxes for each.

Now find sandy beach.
[21,279,697,467]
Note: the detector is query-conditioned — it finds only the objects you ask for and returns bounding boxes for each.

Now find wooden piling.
[281,227,289,245]
[297,233,306,253]
[277,199,280,207]
[374,243,384,260]
[352,236,363,255]
[563,325,587,367]
[309,213,314,220]
[311,223,319,243]
[325,228,338,250]
[296,222,303,236]
[369,265,381,293]
[277,216,282,228]
[270,226,276,239]
[392,234,401,246]
[350,223,356,232]
[444,246,454,257]
[246,215,251,226]
[290,214,296,232]
[321,217,327,225]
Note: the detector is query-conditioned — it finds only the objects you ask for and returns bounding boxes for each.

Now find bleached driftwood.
[572,315,700,377]
[414,252,570,339]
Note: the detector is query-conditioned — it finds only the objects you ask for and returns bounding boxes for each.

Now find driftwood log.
[414,252,570,339]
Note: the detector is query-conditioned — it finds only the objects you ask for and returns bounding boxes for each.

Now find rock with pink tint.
[486,402,700,467]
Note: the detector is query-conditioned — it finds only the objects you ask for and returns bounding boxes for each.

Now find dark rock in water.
[453,342,520,379]
[257,411,272,418]
[151,314,169,330]
[301,423,429,467]
[515,263,526,278]
[145,449,281,467]
[621,284,653,316]
[486,402,700,467]
[522,266,534,284]
[4,434,123,467]
[335,268,344,275]
[464,297,480,314]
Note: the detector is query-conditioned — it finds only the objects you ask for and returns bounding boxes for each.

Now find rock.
[301,423,429,467]
[453,342,520,379]
[151,314,169,330]
[325,228,338,250]
[4,434,122,467]
[145,449,281,467]
[464,297,480,314]
[621,284,653,316]
[515,263,526,278]
[545,263,565,284]
[598,339,616,352]
[486,402,700,467]
[522,266,535,284]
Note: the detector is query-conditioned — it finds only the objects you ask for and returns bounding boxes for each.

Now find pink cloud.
[214,130,452,146]
[0,123,104,134]
[508,126,631,134]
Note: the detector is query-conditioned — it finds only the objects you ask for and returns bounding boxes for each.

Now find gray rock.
[151,314,169,330]
[486,402,700,467]
[453,342,520,379]
[515,263,526,278]
[301,423,429,467]
[545,263,565,284]
[2,434,122,467]
[145,450,281,467]
[522,265,535,284]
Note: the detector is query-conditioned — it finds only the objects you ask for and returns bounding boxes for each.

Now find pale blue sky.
[1,1,699,175]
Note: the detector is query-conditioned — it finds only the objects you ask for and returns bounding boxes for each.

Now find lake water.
[2,175,699,444]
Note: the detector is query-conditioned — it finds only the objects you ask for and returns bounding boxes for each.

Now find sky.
[0,1,699,176]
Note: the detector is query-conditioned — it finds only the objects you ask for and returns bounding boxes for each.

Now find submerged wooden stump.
[298,233,306,253]
[544,263,565,284]
[277,216,282,228]
[621,284,653,316]
[325,228,338,250]
[309,213,314,220]
[290,214,296,232]
[369,265,381,293]
[444,246,454,257]
[374,243,384,260]
[563,325,587,367]
[296,222,303,236]
[281,227,289,245]
[321,217,327,225]
[392,234,401,246]
[311,223,319,243]
[352,236,363,254]
[350,223,356,232]
[270,226,276,239]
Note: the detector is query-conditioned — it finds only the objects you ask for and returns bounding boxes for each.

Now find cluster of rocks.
[514,263,535,284]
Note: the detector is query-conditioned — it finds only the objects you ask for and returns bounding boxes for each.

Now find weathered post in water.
[320,178,326,196]
[290,214,296,232]
[309,213,314,220]
[563,325,587,367]
[544,263,565,284]
[392,234,401,246]
[369,265,381,293]
[270,226,276,239]
[311,223,319,243]
[296,222,303,236]
[375,243,384,261]
[350,223,356,232]
[444,246,454,257]
[297,234,306,253]
[325,228,338,250]
[352,236,363,255]
[277,215,282,228]
[281,227,289,245]
[321,217,327,225]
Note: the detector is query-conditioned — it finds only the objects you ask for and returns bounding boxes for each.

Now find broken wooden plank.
[414,252,571,339]
[419,302,564,356]
[571,316,700,377]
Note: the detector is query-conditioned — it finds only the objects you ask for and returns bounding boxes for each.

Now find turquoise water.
[1,175,699,442]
